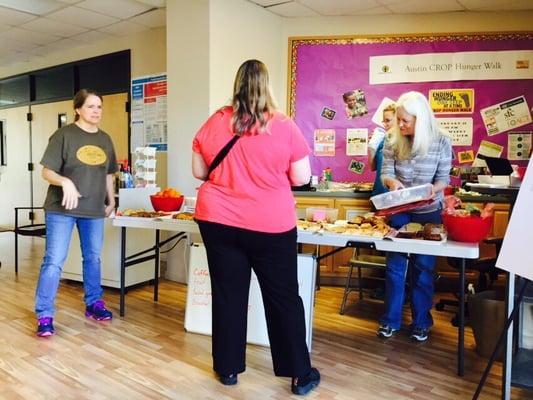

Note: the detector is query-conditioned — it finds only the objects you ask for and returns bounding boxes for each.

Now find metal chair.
[15,207,46,274]
[339,247,386,314]
[435,237,503,323]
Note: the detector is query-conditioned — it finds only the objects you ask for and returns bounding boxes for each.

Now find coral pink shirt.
[193,106,310,233]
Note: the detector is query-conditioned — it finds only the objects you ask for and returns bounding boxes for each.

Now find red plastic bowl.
[442,213,492,243]
[150,195,184,212]
[517,166,527,181]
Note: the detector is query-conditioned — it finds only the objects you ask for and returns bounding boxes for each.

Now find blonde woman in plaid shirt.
[377,91,452,342]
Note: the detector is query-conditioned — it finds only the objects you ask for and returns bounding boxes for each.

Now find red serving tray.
[375,199,435,217]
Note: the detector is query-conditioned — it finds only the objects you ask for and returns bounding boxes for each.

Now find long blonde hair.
[231,59,277,135]
[389,91,441,160]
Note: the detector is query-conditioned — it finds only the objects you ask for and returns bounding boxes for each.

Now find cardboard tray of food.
[386,223,447,244]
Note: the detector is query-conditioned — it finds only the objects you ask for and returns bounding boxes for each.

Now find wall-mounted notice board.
[288,33,533,182]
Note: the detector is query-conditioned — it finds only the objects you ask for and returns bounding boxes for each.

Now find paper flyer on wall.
[436,118,473,146]
[131,74,168,152]
[313,129,335,156]
[429,89,474,114]
[507,132,532,160]
[480,95,532,136]
[472,140,504,167]
[346,128,368,156]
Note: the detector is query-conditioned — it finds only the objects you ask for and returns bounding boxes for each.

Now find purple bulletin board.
[288,33,533,183]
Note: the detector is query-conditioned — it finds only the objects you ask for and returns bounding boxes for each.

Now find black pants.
[197,221,311,378]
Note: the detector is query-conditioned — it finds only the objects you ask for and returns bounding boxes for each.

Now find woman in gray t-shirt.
[35,89,118,337]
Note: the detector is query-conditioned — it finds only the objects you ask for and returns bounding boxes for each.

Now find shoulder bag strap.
[205,134,240,181]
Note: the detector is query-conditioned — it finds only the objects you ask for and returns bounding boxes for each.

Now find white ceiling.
[1,0,532,71]
[248,0,533,17]
[0,0,166,70]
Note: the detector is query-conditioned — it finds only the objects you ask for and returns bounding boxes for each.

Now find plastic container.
[370,183,432,210]
[442,213,492,242]
[305,207,338,223]
[150,195,184,212]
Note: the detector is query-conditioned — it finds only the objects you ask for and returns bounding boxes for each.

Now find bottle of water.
[124,167,134,188]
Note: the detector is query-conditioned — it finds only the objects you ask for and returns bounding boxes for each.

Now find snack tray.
[385,226,447,245]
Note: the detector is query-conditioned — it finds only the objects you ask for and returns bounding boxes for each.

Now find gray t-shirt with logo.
[41,123,118,218]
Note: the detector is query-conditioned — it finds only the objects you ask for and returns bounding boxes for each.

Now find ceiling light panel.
[46,6,120,29]
[0,0,66,15]
[299,0,380,16]
[268,1,319,17]
[388,0,463,14]
[98,20,147,36]
[0,27,60,45]
[71,29,113,44]
[21,17,88,37]
[135,0,166,7]
[76,0,153,19]
[0,5,37,24]
[129,8,165,27]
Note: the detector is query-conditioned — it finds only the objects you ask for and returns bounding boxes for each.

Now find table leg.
[120,227,126,317]
[458,257,465,376]
[154,229,160,302]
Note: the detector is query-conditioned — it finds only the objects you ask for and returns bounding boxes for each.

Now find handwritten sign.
[184,244,317,348]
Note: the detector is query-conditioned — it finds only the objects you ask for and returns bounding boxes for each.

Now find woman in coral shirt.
[192,59,319,396]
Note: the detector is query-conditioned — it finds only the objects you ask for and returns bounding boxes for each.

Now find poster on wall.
[289,33,533,182]
[437,118,473,146]
[429,89,474,114]
[480,95,532,136]
[346,128,368,156]
[131,74,167,152]
[314,129,335,156]
[473,140,504,167]
[508,132,532,160]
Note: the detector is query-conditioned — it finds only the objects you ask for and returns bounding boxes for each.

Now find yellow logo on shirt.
[76,145,107,165]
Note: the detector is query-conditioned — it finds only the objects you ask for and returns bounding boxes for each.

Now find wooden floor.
[0,236,530,399]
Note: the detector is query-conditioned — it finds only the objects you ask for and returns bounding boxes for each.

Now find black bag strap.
[205,134,240,180]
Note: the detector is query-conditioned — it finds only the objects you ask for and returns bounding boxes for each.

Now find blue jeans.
[379,209,442,330]
[35,212,104,318]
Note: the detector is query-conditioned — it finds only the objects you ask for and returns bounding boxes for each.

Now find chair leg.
[340,263,355,315]
[357,265,363,300]
[14,232,18,275]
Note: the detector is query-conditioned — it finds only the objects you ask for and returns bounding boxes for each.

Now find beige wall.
[0,27,166,80]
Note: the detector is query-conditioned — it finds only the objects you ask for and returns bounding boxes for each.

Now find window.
[0,76,30,107]
[0,120,6,166]
[34,66,74,102]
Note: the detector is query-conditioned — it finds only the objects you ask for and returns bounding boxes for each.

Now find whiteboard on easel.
[496,157,533,281]
[184,243,317,349]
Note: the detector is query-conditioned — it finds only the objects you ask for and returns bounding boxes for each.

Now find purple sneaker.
[85,300,113,321]
[37,317,55,337]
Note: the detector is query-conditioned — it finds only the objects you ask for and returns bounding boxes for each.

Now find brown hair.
[231,60,276,135]
[73,89,103,121]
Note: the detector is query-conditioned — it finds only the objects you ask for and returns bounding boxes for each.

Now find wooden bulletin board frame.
[287,32,533,182]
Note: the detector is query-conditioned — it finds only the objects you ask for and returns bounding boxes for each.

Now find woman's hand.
[104,201,116,217]
[384,177,404,191]
[61,178,82,210]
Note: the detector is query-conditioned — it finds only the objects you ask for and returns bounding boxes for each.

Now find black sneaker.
[36,317,55,337]
[410,327,430,342]
[85,300,113,321]
[377,324,398,338]
[291,367,320,395]
[218,373,238,385]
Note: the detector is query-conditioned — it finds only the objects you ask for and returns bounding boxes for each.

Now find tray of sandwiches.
[115,209,171,219]
[386,223,447,244]
[297,214,391,238]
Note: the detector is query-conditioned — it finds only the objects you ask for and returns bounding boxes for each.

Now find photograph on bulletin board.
[288,33,533,184]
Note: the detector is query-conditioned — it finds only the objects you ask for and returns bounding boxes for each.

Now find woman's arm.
[42,167,81,210]
[104,174,116,216]
[289,156,311,186]
[192,151,208,181]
